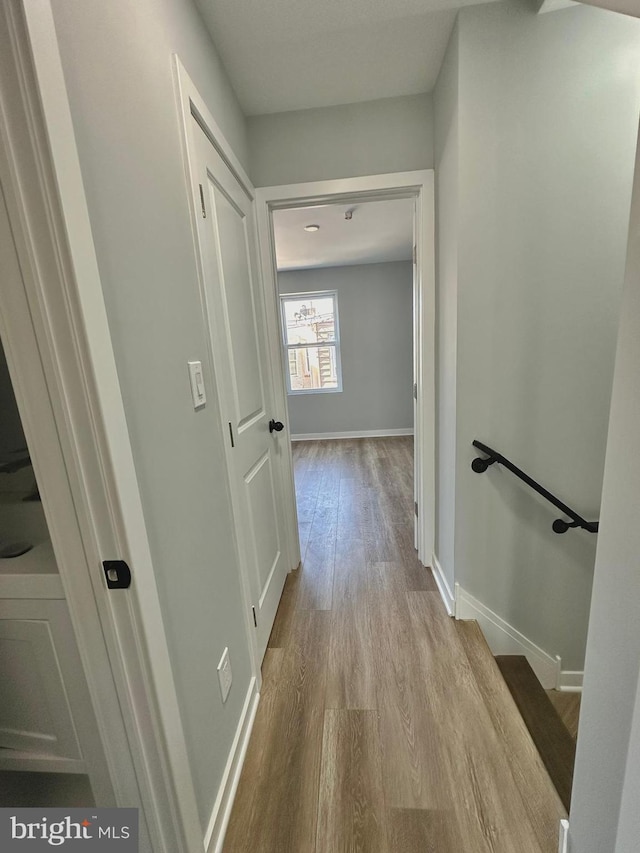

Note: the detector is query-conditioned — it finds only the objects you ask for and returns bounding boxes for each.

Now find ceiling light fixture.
[304,224,320,232]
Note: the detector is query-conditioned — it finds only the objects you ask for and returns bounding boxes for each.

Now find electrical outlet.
[217,647,232,703]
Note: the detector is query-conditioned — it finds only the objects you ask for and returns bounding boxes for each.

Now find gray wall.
[435,0,640,670]
[279,263,413,435]
[569,129,640,853]
[433,21,459,595]
[50,0,252,830]
[248,94,433,187]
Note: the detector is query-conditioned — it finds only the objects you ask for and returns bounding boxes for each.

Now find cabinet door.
[0,600,81,758]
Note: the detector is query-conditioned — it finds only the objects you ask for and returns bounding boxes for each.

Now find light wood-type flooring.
[547,691,581,741]
[224,437,565,852]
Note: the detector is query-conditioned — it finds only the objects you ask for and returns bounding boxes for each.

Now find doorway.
[272,197,416,560]
[0,190,119,813]
[255,172,435,568]
[273,199,415,440]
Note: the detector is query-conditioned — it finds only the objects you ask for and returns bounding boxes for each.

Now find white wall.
[248,94,433,187]
[569,126,640,853]
[279,263,414,435]
[435,0,640,671]
[49,0,253,830]
[433,21,459,594]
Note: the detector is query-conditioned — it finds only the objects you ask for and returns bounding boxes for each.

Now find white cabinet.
[0,599,82,769]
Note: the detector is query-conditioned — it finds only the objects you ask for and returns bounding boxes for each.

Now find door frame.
[255,172,436,566]
[1,3,202,851]
[173,57,299,677]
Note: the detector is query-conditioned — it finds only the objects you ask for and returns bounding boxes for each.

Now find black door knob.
[269,419,284,433]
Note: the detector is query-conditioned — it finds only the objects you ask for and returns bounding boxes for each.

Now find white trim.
[454,584,560,689]
[280,289,343,395]
[431,555,455,616]
[291,428,413,441]
[536,0,578,12]
[173,61,253,202]
[558,819,570,853]
[559,672,583,692]
[256,171,435,567]
[205,678,259,853]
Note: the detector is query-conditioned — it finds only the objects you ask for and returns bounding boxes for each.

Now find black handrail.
[471,440,599,535]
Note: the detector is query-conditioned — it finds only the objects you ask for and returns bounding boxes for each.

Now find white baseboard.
[431,554,455,616]
[454,585,560,689]
[558,671,583,692]
[290,428,413,441]
[205,677,259,853]
[558,818,569,853]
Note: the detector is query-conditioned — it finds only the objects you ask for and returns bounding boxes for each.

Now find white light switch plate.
[188,360,206,409]
[217,647,232,703]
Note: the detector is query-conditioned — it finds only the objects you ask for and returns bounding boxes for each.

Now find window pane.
[286,346,339,391]
[282,296,336,346]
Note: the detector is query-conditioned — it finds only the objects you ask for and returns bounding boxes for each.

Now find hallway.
[224,438,565,852]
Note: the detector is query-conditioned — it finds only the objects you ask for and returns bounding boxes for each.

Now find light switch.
[188,360,206,409]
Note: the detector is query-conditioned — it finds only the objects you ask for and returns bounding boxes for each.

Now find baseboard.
[290,428,413,441]
[454,585,560,689]
[431,554,455,616]
[205,677,259,853]
[558,818,569,853]
[558,671,583,692]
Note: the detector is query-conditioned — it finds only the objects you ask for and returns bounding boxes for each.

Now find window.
[280,291,342,394]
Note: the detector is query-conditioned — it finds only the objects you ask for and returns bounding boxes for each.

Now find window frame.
[279,290,343,395]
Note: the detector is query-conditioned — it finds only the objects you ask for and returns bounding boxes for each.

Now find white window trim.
[280,290,343,395]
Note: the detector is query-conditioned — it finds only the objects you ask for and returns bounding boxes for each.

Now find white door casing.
[255,173,436,568]
[187,116,290,663]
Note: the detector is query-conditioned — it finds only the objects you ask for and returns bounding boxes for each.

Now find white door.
[190,120,289,661]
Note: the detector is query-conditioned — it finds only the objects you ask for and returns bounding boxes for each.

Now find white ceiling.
[273,198,414,271]
[195,0,500,116]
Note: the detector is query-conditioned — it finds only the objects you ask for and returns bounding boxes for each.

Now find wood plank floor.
[224,437,565,852]
[547,690,581,741]
[496,656,577,812]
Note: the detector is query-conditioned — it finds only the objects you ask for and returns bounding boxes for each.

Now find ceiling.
[273,198,414,271]
[195,0,500,116]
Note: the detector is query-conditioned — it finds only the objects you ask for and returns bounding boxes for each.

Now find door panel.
[0,620,79,757]
[192,121,289,660]
[211,185,264,424]
[244,452,280,596]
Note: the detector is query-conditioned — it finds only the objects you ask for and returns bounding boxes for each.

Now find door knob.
[269,419,284,433]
